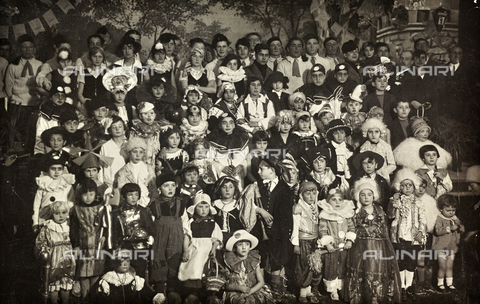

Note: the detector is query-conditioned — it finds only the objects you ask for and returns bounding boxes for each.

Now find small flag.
[43,10,59,28]
[57,0,75,14]
[29,18,45,36]
[13,24,27,40]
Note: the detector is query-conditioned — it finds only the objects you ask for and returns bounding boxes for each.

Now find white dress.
[100,139,127,188]
[178,218,223,281]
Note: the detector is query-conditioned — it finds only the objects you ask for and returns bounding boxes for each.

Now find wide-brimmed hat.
[325,119,352,140]
[186,193,216,216]
[102,66,138,93]
[465,165,480,184]
[225,229,259,251]
[117,36,142,54]
[302,146,332,167]
[352,151,385,172]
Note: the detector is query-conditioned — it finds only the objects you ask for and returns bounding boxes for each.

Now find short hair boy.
[415,145,453,199]
[389,100,412,149]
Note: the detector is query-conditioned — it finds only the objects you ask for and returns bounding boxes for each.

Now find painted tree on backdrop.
[214,0,313,38]
[82,0,214,39]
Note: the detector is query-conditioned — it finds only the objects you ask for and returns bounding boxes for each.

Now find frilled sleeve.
[290,204,302,246]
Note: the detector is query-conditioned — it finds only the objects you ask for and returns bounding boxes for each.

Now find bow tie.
[184,184,196,189]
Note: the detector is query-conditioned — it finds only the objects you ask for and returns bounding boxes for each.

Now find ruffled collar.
[214,199,238,212]
[310,168,334,184]
[189,67,206,79]
[36,173,75,191]
[318,199,356,221]
[44,219,70,233]
[218,66,246,83]
[293,130,315,137]
[224,250,260,273]
[147,58,172,74]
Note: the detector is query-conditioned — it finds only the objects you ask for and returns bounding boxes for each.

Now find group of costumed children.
[31,63,465,304]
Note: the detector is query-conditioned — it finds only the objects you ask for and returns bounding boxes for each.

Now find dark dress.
[343,204,402,304]
[213,201,244,244]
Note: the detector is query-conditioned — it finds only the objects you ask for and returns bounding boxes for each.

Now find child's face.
[159,181,176,197]
[114,91,126,103]
[440,206,456,218]
[422,151,438,166]
[82,190,96,205]
[84,167,99,180]
[167,133,180,149]
[115,257,131,274]
[364,46,375,58]
[53,208,69,224]
[297,118,310,132]
[258,164,275,181]
[52,93,66,107]
[302,189,317,205]
[59,59,72,69]
[153,52,166,63]
[279,122,292,134]
[415,129,430,142]
[125,191,140,206]
[227,59,238,71]
[313,157,326,173]
[91,52,104,66]
[63,120,79,134]
[184,170,199,185]
[221,181,235,200]
[394,102,410,119]
[194,144,207,159]
[187,92,200,105]
[187,112,201,126]
[320,113,334,127]
[191,52,204,67]
[223,89,236,102]
[272,81,283,91]
[312,72,326,87]
[328,193,346,210]
[48,164,64,180]
[359,189,374,206]
[93,107,108,121]
[195,202,210,217]
[291,98,305,112]
[221,117,235,135]
[234,240,251,258]
[415,182,427,197]
[367,128,381,143]
[151,85,165,99]
[400,179,415,195]
[128,147,145,164]
[50,134,65,151]
[362,159,377,175]
[255,140,268,151]
[335,70,348,83]
[332,129,346,144]
[20,41,35,59]
[110,121,125,138]
[346,101,361,115]
[373,76,387,92]
[139,109,156,125]
[249,80,262,96]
